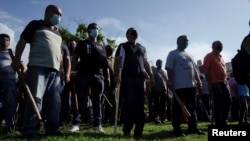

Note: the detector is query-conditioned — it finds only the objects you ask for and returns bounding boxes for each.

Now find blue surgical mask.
[89,29,98,38]
[50,14,61,26]
[179,40,188,49]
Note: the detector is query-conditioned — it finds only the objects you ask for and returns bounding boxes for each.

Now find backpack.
[231,49,247,85]
[231,34,250,85]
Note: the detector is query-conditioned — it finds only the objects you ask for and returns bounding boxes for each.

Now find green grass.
[0,120,216,141]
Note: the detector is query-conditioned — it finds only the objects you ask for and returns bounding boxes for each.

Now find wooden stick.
[102,93,113,107]
[18,75,42,120]
[113,82,120,135]
[114,68,121,135]
[172,89,191,118]
[8,49,42,120]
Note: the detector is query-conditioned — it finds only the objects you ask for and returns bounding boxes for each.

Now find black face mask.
[214,45,222,52]
[130,30,138,38]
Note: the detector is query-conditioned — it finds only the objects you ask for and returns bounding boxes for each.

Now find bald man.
[12,4,63,137]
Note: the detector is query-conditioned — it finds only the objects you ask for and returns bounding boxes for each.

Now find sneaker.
[69,125,79,132]
[93,125,105,133]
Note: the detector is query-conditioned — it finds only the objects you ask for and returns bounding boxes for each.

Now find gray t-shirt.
[165,49,196,89]
[0,50,17,79]
[21,20,62,71]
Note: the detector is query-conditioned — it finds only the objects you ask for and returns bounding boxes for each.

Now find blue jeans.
[73,73,104,127]
[22,66,62,135]
[0,78,17,131]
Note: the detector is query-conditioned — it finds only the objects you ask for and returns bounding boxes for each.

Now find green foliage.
[75,23,88,41]
[59,22,117,48]
[0,121,211,141]
[58,27,73,44]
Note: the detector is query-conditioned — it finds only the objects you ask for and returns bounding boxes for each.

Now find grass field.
[0,120,232,141]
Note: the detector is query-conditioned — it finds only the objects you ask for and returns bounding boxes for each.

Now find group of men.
[0,4,153,139]
[1,3,249,140]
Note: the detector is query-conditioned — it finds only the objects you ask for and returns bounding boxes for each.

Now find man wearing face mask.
[165,35,204,137]
[69,23,109,133]
[11,4,63,137]
[203,41,231,128]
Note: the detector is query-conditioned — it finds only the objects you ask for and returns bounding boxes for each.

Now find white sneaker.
[93,125,105,133]
[69,125,80,132]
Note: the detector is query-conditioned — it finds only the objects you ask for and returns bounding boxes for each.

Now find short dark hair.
[87,23,98,31]
[156,59,162,64]
[177,35,187,44]
[0,33,10,40]
[126,27,137,36]
[212,40,222,48]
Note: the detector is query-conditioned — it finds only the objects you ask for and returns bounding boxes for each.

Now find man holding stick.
[11,4,63,137]
[0,33,27,133]
[165,35,204,137]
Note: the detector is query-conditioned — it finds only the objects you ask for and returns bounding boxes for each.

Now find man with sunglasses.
[114,27,154,139]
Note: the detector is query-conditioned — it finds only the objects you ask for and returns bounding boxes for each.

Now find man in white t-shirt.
[165,35,204,137]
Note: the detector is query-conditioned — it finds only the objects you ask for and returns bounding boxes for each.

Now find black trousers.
[120,76,145,136]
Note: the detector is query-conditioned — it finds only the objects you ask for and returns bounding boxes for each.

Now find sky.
[1,0,250,67]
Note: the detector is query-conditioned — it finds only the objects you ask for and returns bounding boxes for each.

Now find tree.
[59,22,116,47]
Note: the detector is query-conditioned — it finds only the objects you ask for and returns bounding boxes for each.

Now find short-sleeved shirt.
[61,44,70,72]
[152,67,167,91]
[203,52,227,83]
[165,49,197,89]
[0,50,17,79]
[20,20,62,71]
[115,42,147,79]
[74,39,108,75]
